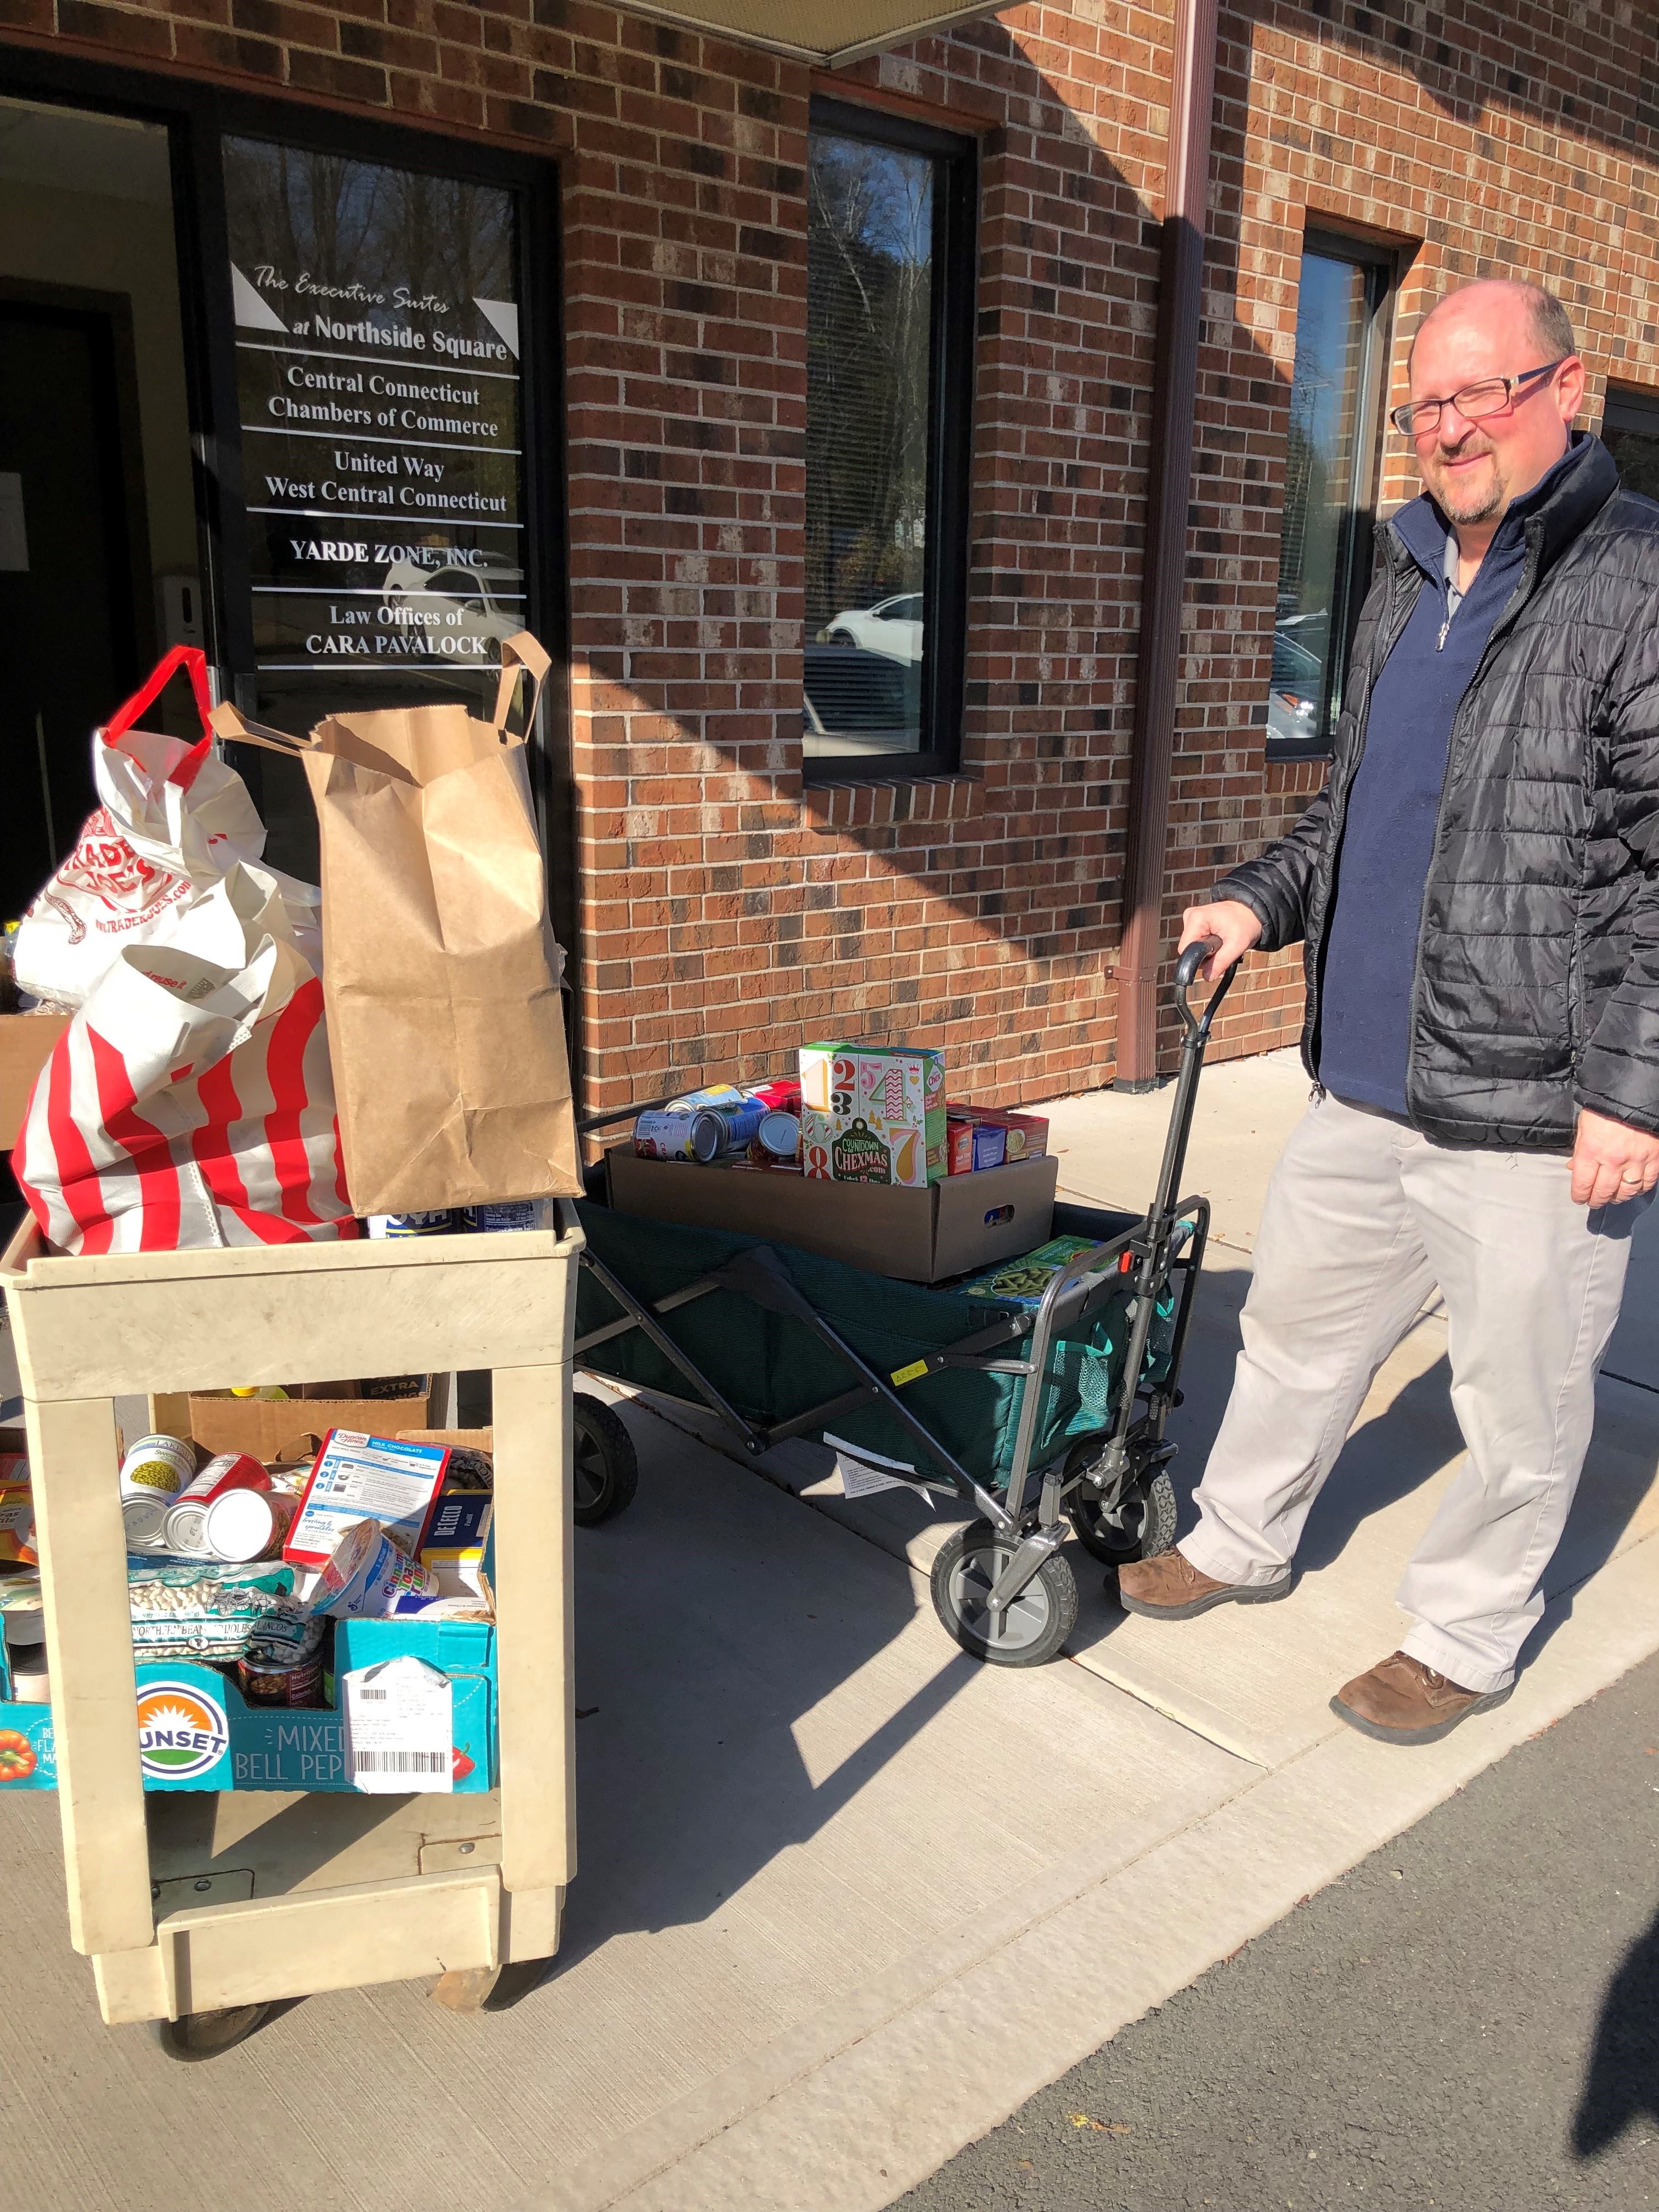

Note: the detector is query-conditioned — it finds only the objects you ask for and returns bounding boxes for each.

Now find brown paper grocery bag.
[212,634,579,1215]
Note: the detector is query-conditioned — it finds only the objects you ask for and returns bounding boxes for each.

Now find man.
[1116,279,1659,1745]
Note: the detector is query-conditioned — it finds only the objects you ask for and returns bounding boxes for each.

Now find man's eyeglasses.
[1390,358,1570,438]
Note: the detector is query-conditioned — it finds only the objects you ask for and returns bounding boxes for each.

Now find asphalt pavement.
[897,1647,1659,2212]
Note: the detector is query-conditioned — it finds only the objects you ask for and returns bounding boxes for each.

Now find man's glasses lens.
[1395,380,1509,435]
[1391,359,1566,436]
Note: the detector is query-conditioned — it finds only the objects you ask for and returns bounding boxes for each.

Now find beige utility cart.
[1,1206,580,2058]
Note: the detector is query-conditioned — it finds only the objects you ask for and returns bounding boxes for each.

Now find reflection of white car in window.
[816,592,925,664]
[380,557,526,658]
[1266,624,1324,749]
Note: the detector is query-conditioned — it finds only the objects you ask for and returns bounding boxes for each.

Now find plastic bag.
[16,862,357,1254]
[13,646,314,1012]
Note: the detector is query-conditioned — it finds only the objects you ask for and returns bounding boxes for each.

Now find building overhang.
[616,1,1008,67]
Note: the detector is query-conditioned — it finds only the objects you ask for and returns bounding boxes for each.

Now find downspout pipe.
[1114,0,1221,1091]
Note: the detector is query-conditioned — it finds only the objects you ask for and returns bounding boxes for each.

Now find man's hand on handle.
[1178,900,1264,983]
[1571,1108,1659,1208]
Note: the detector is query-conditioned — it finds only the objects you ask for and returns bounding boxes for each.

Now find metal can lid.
[161,1503,211,1554]
[201,1488,280,1562]
[757,1111,800,1159]
[689,1112,727,1163]
[121,1495,167,1544]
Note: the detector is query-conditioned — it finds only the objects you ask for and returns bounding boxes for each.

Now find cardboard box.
[798,1042,947,1187]
[0,1632,495,1795]
[605,1146,1057,1284]
[0,1013,69,1149]
[187,1385,431,1465]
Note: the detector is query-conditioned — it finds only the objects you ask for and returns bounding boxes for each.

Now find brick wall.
[5,0,1657,1108]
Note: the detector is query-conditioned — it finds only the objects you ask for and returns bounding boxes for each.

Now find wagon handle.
[1173,935,1238,1042]
[1147,936,1240,1234]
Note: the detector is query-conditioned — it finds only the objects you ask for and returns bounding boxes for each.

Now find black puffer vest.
[1217,437,1659,1148]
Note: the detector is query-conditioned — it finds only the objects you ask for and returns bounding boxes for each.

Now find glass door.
[220,136,528,729]
[212,132,539,874]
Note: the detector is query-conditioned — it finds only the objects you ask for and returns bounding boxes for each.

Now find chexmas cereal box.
[798,1043,947,1187]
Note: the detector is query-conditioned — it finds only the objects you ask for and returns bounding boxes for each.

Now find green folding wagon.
[564,944,1235,1667]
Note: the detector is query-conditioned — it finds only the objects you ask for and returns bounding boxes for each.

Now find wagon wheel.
[572,1393,639,1527]
[929,1520,1077,1668]
[1068,1467,1178,1565]
[151,2003,273,2061]
[431,1966,502,2012]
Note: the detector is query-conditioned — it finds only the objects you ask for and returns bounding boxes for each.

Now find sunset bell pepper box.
[0,1621,496,1795]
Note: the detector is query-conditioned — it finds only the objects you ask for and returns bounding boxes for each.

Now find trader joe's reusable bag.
[212,634,579,1216]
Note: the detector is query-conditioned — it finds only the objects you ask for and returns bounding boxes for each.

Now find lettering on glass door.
[221,138,526,709]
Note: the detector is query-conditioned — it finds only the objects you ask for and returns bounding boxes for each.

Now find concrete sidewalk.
[2,1052,1655,2212]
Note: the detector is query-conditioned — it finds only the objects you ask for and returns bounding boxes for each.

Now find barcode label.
[342,1656,454,1795]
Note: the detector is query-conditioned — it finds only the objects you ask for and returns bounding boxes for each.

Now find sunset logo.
[137,1681,230,1780]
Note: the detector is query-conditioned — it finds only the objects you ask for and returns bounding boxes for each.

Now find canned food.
[462,1200,546,1232]
[235,1651,323,1708]
[690,1098,768,1161]
[633,1108,701,1161]
[197,1487,297,1564]
[161,1453,270,1556]
[117,1434,197,1548]
[752,1110,802,1165]
[366,1211,458,1238]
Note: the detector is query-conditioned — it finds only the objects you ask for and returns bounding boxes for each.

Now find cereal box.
[798,1043,947,1187]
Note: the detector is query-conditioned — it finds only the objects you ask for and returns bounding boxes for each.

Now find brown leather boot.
[1330,1650,1514,1745]
[1115,1547,1292,1619]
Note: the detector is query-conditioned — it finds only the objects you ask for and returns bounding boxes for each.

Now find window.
[1601,387,1659,498]
[1266,233,1393,760]
[804,99,974,777]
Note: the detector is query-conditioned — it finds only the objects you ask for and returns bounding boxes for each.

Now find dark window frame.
[1600,383,1659,503]
[0,49,574,981]
[1266,227,1396,764]
[804,95,976,785]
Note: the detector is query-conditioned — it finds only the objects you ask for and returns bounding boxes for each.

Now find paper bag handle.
[208,700,317,757]
[104,646,216,787]
[493,631,550,738]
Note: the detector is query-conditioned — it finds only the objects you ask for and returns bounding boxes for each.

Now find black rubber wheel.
[929,1520,1079,1667]
[1067,1467,1178,1565]
[572,1392,639,1527]
[151,2004,273,2061]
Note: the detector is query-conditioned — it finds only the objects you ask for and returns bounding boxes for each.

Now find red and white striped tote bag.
[16,863,357,1255]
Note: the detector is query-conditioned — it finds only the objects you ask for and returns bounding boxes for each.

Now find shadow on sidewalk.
[548,1397,978,1979]
[1575,1904,1659,2157]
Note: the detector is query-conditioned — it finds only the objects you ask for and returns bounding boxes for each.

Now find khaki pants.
[1184,1091,1650,1692]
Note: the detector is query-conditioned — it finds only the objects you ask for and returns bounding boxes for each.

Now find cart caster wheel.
[151,2004,273,2061]
[572,1393,639,1527]
[431,1966,501,2013]
[1068,1466,1177,1564]
[930,1520,1078,1667]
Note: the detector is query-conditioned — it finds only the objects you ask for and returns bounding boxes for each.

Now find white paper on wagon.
[822,1433,934,1509]
[342,1654,453,1793]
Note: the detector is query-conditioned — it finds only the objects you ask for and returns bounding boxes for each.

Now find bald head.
[1410,280,1576,369]
[1403,279,1584,545]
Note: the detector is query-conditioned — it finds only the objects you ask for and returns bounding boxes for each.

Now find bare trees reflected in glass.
[1267,236,1393,760]
[804,106,972,771]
